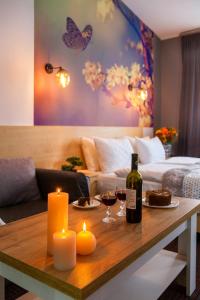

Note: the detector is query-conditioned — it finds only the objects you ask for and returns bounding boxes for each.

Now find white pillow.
[126,136,150,153]
[115,168,130,178]
[94,137,133,173]
[136,136,165,164]
[81,137,100,171]
[125,136,136,152]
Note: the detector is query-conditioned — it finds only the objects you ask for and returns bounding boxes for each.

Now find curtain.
[178,33,200,156]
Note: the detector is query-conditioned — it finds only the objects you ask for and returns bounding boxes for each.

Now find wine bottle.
[126,153,142,223]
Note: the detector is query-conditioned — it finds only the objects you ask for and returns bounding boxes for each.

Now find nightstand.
[78,170,99,196]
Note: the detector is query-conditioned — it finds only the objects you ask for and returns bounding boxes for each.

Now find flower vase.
[163,144,172,159]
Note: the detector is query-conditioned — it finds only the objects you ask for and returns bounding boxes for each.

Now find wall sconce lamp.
[139,89,148,101]
[45,63,70,88]
[128,79,148,101]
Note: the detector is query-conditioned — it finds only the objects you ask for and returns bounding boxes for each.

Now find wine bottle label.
[126,189,136,209]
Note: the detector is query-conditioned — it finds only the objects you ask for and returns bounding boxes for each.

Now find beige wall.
[159,37,182,129]
[0,126,151,169]
[0,0,34,125]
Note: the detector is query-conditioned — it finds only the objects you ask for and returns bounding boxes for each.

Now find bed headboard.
[0,126,153,169]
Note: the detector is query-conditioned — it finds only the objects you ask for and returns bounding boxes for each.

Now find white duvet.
[115,156,200,183]
[160,156,200,165]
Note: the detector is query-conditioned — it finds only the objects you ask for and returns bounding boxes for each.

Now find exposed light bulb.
[140,90,148,101]
[56,68,70,88]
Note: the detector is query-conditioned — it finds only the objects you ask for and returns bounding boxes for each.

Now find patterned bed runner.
[162,167,200,199]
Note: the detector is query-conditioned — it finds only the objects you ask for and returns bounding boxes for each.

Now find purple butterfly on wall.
[62,17,93,51]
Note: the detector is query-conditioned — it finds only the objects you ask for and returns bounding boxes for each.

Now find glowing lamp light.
[45,63,70,88]
[140,89,148,101]
[56,68,70,88]
[127,81,148,102]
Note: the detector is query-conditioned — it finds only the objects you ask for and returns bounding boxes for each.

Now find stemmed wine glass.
[115,187,126,217]
[101,191,117,223]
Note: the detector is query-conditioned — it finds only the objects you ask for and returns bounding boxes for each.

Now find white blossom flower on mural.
[139,115,152,127]
[126,39,144,55]
[82,60,153,127]
[97,0,115,22]
[136,42,143,54]
[82,61,105,91]
[130,63,141,78]
[106,65,129,90]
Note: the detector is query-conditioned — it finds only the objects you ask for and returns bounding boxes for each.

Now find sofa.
[0,158,89,224]
[0,158,89,298]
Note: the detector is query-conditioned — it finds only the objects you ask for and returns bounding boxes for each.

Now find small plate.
[72,199,100,209]
[142,198,179,209]
[94,194,101,201]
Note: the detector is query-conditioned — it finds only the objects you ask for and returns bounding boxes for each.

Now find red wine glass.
[115,188,126,217]
[101,191,117,223]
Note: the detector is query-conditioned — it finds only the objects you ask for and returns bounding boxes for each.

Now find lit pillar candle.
[47,189,68,255]
[76,222,96,255]
[53,229,76,271]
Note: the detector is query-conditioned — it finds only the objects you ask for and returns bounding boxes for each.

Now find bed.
[81,135,200,195]
[84,156,200,194]
[96,172,161,193]
[80,135,200,231]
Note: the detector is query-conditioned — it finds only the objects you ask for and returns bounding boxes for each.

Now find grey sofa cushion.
[0,199,47,223]
[0,158,41,207]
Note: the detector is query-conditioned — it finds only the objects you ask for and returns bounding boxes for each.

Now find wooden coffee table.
[0,197,199,300]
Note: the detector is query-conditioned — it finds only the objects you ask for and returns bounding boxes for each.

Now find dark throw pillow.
[0,158,41,207]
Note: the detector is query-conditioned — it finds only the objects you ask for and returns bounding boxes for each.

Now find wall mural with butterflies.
[34,0,154,127]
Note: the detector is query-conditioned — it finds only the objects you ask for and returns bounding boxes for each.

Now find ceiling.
[123,0,200,40]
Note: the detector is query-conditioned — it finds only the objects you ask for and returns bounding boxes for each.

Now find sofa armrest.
[36,169,89,203]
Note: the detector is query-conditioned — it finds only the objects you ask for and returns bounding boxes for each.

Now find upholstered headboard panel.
[0,126,153,169]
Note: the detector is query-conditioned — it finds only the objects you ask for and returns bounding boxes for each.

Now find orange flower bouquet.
[155,127,177,144]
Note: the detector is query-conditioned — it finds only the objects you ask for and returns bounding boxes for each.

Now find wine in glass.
[101,191,117,223]
[115,188,126,217]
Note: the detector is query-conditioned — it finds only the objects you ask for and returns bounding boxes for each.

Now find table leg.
[0,276,5,300]
[178,213,197,296]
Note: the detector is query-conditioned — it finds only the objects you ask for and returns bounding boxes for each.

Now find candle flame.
[56,188,61,194]
[83,222,87,232]
[61,228,65,234]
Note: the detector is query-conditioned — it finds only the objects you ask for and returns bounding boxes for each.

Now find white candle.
[47,189,68,255]
[53,229,76,271]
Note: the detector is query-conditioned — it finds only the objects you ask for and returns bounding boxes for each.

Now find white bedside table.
[78,170,100,196]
